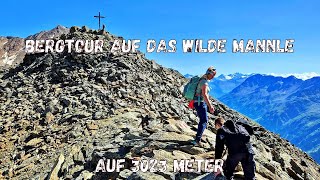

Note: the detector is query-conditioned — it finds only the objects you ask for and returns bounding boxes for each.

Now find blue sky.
[1,0,319,76]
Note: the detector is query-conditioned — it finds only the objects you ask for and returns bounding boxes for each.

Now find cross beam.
[94,12,105,30]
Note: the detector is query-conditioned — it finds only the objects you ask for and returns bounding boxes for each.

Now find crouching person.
[214,118,256,180]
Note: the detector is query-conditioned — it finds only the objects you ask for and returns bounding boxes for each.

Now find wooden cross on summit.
[94,12,105,30]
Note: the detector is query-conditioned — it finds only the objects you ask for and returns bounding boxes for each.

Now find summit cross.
[94,12,105,30]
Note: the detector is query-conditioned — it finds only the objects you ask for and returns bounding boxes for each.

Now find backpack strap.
[194,78,203,106]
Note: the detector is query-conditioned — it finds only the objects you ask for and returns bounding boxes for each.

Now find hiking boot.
[197,141,204,148]
[190,140,198,146]
[191,140,205,147]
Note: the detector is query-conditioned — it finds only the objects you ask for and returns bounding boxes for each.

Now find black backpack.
[222,120,251,154]
[236,118,254,135]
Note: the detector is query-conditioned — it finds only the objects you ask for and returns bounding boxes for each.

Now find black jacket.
[215,120,254,159]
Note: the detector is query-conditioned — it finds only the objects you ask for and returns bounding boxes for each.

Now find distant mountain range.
[219,74,320,163]
[209,73,253,98]
[184,72,320,163]
[0,25,69,70]
[184,73,253,98]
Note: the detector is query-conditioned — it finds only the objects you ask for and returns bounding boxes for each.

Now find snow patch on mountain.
[267,72,320,80]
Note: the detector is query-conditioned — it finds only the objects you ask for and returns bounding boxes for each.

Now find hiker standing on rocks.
[215,118,256,180]
[191,67,216,146]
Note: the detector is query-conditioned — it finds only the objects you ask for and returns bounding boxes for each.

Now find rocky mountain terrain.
[0,25,69,69]
[0,27,319,180]
[220,74,320,164]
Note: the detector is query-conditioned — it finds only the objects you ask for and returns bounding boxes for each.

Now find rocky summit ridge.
[0,26,319,180]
